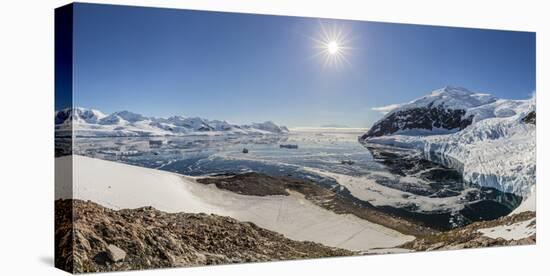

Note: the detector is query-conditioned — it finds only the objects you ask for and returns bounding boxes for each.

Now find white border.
[0,0,547,275]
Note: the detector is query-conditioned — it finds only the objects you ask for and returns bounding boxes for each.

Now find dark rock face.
[197,172,291,196]
[54,109,71,125]
[361,103,473,140]
[197,126,214,131]
[55,199,352,273]
[522,111,536,125]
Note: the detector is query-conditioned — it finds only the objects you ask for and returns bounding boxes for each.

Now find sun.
[327,41,340,54]
[309,21,353,68]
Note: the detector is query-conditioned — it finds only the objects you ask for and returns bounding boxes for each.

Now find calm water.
[73,128,521,230]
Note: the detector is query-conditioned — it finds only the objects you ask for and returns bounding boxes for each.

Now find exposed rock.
[361,86,503,140]
[197,172,291,196]
[362,103,472,139]
[106,244,126,262]
[522,111,536,124]
[55,199,352,273]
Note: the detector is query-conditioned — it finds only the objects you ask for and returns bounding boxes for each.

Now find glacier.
[362,87,535,198]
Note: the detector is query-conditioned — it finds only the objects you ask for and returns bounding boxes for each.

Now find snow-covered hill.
[361,86,536,199]
[55,107,289,137]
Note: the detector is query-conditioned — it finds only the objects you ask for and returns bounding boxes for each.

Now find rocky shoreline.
[197,172,436,237]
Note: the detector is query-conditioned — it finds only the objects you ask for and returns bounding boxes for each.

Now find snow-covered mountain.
[362,86,498,138]
[55,107,107,125]
[361,86,536,198]
[55,107,289,137]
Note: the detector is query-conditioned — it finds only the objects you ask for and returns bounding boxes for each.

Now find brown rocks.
[55,199,352,273]
[402,211,536,251]
[106,244,126,262]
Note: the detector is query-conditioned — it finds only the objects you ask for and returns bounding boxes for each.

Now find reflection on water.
[74,128,521,230]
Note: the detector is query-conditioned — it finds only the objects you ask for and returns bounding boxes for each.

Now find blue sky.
[72,3,535,127]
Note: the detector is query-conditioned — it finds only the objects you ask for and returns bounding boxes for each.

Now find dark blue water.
[74,129,521,230]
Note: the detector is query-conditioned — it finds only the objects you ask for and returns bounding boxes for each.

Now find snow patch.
[478,218,536,241]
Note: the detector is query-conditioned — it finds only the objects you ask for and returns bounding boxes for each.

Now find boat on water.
[280,144,298,149]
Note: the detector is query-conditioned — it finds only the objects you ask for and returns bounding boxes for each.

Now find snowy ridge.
[363,87,536,198]
[375,86,497,116]
[55,107,289,137]
[364,86,498,138]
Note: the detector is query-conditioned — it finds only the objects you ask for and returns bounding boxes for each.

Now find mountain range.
[55,107,289,137]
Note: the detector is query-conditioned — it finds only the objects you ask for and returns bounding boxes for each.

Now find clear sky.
[71,3,536,127]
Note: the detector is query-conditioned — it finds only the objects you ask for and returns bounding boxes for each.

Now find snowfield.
[56,155,413,251]
[364,87,535,202]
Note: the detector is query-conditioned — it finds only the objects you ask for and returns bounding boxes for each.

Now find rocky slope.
[55,199,352,273]
[402,211,535,251]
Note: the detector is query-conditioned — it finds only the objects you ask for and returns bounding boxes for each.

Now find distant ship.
[149,139,164,147]
[280,144,298,149]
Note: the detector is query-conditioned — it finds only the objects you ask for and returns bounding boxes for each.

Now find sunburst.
[310,21,353,68]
